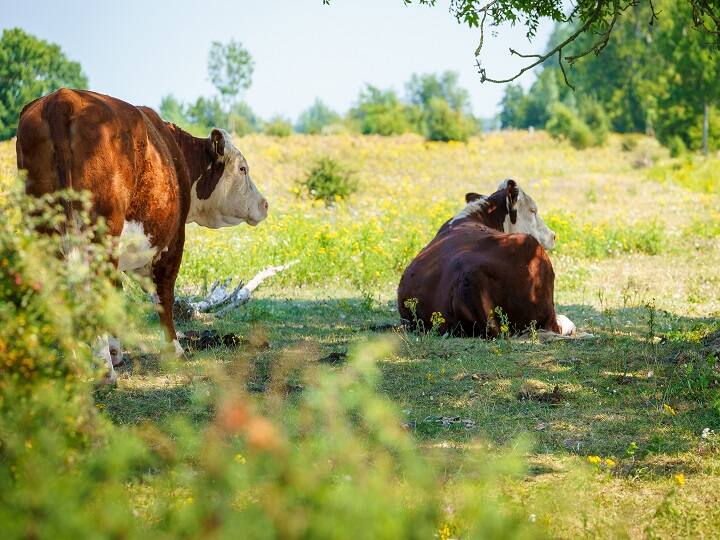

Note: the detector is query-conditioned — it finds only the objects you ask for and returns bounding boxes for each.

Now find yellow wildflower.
[430,311,446,328]
[663,404,677,416]
[604,458,616,468]
[674,473,685,486]
[587,455,601,465]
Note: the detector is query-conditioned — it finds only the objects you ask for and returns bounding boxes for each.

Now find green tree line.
[499,1,719,153]
[0,28,480,143]
[163,69,481,142]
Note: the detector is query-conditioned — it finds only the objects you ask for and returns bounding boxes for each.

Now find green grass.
[3,131,720,537]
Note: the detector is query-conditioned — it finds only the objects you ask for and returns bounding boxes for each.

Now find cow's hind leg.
[152,243,184,357]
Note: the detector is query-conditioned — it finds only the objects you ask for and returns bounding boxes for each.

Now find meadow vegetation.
[1,130,720,538]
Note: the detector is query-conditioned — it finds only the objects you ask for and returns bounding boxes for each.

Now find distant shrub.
[296,99,341,134]
[349,85,414,136]
[620,134,642,152]
[579,98,610,146]
[299,157,358,203]
[159,94,189,127]
[263,115,293,137]
[424,97,475,142]
[668,135,687,157]
[229,101,262,136]
[545,103,594,150]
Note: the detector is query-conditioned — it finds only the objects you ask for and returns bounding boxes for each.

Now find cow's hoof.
[557,315,577,336]
[101,368,118,386]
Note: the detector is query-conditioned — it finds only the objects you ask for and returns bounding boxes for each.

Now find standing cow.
[16,88,268,381]
[398,179,575,337]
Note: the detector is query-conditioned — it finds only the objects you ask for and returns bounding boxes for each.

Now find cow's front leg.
[152,245,184,357]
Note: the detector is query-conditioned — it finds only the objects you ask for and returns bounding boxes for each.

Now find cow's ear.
[465,192,484,203]
[210,129,225,159]
[196,130,227,199]
[505,179,519,224]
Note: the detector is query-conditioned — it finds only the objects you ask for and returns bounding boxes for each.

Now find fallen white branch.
[178,260,299,319]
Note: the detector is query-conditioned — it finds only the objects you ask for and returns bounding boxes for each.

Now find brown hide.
[397,187,561,337]
[16,88,225,342]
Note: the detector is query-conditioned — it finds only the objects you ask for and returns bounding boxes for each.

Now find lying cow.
[16,88,268,381]
[397,179,575,337]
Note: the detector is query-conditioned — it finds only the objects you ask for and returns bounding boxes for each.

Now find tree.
[522,69,562,128]
[296,99,341,134]
[263,115,293,137]
[229,101,262,136]
[349,85,413,136]
[405,71,470,113]
[159,95,188,126]
[207,40,254,130]
[0,28,88,139]
[652,1,720,152]
[185,96,226,131]
[499,84,527,128]
[208,39,253,106]
[404,71,478,140]
[424,97,475,142]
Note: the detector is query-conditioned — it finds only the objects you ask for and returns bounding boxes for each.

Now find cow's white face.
[187,130,268,229]
[499,179,556,250]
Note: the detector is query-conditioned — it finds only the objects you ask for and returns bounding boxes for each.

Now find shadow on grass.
[96,296,719,475]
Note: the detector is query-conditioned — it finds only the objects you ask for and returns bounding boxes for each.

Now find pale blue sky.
[3,1,553,121]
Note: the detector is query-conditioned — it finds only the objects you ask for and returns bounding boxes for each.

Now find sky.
[3,0,553,121]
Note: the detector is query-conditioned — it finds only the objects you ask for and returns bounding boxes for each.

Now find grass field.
[2,131,720,537]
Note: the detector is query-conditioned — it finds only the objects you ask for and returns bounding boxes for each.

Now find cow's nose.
[259,198,269,214]
[551,231,557,243]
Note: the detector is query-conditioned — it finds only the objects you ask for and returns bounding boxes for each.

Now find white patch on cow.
[118,220,157,272]
[556,315,577,336]
[498,179,556,250]
[451,197,488,223]
[93,335,117,384]
[108,335,123,367]
[186,129,268,229]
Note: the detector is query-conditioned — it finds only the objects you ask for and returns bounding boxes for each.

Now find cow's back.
[398,222,559,336]
[16,89,183,244]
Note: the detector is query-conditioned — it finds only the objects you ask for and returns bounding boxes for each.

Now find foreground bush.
[0,187,554,538]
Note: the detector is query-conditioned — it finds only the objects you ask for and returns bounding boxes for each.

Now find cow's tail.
[45,96,75,230]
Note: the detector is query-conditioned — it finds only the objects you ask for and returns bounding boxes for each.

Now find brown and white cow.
[16,88,268,381]
[397,179,575,337]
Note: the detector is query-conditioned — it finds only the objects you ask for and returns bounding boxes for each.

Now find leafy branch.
[323,0,720,86]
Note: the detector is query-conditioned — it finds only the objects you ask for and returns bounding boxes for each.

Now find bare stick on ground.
[175,260,298,320]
